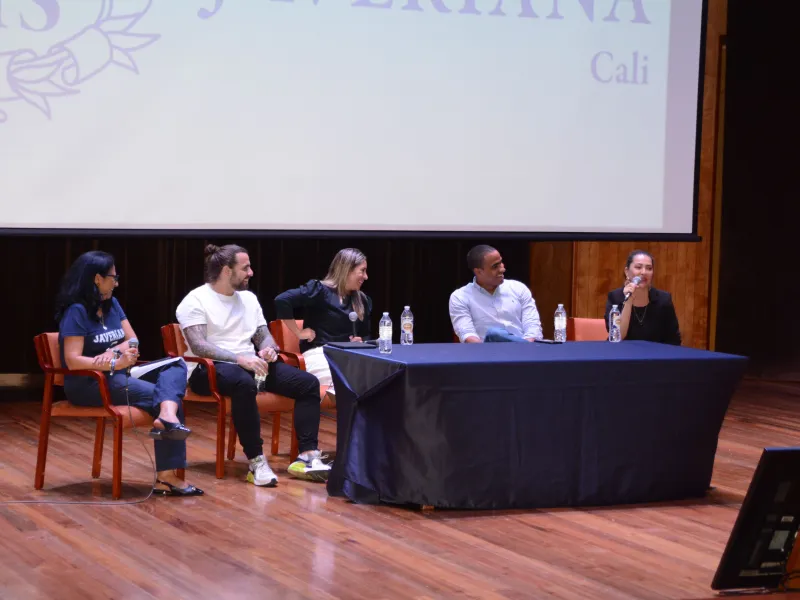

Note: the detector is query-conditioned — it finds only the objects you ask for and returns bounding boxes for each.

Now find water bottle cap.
[612,304,618,309]
[404,306,410,310]
[382,311,389,315]
[557,303,563,307]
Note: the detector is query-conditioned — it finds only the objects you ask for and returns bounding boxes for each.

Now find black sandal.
[152,479,204,497]
[149,418,192,441]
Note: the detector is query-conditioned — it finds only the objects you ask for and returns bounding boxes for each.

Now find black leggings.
[189,361,321,459]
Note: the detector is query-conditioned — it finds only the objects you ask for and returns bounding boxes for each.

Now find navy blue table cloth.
[324,341,747,510]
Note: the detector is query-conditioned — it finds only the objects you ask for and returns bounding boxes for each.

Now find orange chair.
[268,319,337,413]
[566,318,608,341]
[161,324,298,478]
[33,332,159,500]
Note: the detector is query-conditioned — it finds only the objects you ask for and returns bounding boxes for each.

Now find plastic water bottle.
[379,312,393,354]
[609,304,621,342]
[400,306,414,345]
[554,304,567,342]
[254,372,266,391]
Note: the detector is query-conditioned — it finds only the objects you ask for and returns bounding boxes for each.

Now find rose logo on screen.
[0,0,224,124]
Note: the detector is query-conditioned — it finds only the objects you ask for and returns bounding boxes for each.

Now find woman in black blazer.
[605,250,681,345]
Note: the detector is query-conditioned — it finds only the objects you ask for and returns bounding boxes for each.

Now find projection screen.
[0,0,706,236]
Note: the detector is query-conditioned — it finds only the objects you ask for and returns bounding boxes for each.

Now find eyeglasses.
[105,274,120,282]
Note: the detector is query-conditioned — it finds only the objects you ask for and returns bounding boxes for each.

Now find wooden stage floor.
[0,380,798,599]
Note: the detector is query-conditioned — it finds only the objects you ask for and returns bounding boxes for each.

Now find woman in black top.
[605,250,681,346]
[274,248,372,394]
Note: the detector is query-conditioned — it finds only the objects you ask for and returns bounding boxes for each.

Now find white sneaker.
[288,450,332,482]
[247,455,278,487]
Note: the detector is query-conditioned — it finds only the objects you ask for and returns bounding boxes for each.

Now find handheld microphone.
[348,311,358,339]
[127,338,139,376]
[623,277,642,303]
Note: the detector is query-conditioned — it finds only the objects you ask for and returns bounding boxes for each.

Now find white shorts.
[302,346,334,396]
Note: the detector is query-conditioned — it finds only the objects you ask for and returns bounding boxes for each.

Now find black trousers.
[189,361,321,459]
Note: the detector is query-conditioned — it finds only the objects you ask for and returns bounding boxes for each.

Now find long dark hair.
[55,251,116,322]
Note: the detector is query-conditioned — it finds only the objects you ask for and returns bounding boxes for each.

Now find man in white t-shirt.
[176,244,330,486]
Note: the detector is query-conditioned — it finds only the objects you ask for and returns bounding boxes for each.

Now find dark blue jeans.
[64,359,188,471]
[484,326,528,343]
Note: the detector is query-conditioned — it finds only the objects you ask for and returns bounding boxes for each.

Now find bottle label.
[402,322,413,333]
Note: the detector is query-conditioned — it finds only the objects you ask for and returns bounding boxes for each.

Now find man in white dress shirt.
[449,245,543,343]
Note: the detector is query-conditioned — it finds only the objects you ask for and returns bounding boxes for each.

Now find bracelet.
[110,357,116,376]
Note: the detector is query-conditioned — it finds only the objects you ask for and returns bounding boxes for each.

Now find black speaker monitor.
[711,447,800,591]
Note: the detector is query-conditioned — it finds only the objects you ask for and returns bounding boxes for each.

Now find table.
[324,341,747,510]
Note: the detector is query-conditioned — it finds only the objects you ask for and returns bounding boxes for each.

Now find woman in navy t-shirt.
[56,251,202,496]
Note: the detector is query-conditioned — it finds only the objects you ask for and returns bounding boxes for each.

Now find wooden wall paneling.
[708,39,726,352]
[692,0,728,350]
[529,242,573,339]
[570,0,728,350]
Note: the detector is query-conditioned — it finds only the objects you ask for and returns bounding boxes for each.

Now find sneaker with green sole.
[288,450,331,482]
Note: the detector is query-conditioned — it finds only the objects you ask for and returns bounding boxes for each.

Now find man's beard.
[232,278,249,291]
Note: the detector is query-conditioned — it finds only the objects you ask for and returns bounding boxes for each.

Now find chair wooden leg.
[91,418,105,478]
[226,413,237,461]
[33,379,54,490]
[112,419,123,500]
[270,412,281,456]
[216,404,226,479]
[290,416,299,461]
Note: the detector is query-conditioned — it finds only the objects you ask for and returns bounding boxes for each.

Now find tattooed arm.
[252,325,279,352]
[252,325,280,363]
[183,324,269,374]
[182,324,239,363]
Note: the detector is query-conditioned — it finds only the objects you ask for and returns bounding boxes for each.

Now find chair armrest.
[45,367,116,413]
[47,367,105,379]
[278,351,306,371]
[181,356,221,396]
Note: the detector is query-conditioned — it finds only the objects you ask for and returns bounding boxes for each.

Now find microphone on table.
[623,276,642,303]
[127,338,139,376]
[349,311,358,339]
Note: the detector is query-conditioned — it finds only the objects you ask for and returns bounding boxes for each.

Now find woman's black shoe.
[152,480,204,497]
[148,418,192,441]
